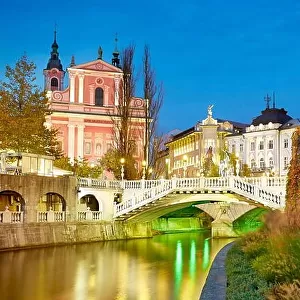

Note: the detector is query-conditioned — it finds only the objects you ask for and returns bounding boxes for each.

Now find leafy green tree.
[286,127,300,227]
[100,148,137,180]
[0,55,61,158]
[54,156,102,178]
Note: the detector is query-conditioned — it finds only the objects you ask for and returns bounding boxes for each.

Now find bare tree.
[143,45,164,177]
[100,44,164,180]
[102,45,139,179]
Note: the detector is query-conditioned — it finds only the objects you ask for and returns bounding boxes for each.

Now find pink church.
[44,32,146,172]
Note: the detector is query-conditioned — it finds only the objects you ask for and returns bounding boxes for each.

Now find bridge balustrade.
[115,180,173,216]
[0,210,23,223]
[114,176,286,217]
[77,211,102,221]
[37,211,65,222]
[231,177,284,209]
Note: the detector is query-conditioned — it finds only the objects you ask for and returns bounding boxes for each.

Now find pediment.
[69,59,122,73]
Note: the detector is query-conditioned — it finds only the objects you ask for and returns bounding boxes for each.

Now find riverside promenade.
[200,242,234,300]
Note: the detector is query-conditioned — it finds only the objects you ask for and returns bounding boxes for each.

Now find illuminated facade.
[44,33,146,171]
[225,102,300,176]
[166,101,300,177]
[165,107,246,177]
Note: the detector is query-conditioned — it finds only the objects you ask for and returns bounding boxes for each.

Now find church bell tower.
[43,29,65,91]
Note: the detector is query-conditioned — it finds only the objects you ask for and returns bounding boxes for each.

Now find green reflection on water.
[189,240,196,278]
[202,238,211,271]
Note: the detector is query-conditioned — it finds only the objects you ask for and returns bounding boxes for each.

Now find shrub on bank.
[226,210,300,299]
[226,242,270,300]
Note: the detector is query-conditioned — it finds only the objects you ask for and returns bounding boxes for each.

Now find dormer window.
[95,87,104,106]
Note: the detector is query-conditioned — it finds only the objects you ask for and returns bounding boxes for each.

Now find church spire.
[43,27,65,91]
[70,55,76,67]
[112,34,121,68]
[45,26,63,71]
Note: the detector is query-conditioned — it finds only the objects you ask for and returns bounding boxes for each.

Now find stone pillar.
[68,124,75,164]
[77,125,85,160]
[3,207,11,223]
[211,218,238,238]
[69,73,75,103]
[47,208,54,222]
[86,207,92,221]
[78,74,84,104]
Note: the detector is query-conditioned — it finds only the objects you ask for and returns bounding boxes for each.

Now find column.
[77,124,85,160]
[78,74,84,104]
[68,124,75,164]
[69,73,75,103]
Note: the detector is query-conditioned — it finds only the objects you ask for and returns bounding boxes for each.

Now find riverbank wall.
[0,221,153,251]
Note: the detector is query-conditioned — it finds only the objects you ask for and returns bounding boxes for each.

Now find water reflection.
[0,231,234,300]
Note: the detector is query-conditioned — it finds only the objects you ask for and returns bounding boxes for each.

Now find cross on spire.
[264,94,271,109]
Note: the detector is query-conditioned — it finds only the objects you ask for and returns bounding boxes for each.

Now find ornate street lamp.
[120,158,125,181]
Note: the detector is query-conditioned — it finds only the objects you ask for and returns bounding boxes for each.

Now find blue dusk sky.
[1,0,300,133]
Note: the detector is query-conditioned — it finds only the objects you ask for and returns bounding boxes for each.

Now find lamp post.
[120,158,125,181]
[142,160,146,180]
[183,155,188,178]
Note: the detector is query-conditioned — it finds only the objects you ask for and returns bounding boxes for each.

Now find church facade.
[44,32,146,172]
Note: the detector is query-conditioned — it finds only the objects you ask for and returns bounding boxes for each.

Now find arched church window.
[51,78,58,91]
[95,87,104,106]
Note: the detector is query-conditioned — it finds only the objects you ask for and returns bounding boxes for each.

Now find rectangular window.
[239,143,244,153]
[250,142,255,151]
[284,139,288,148]
[232,144,236,154]
[259,141,264,150]
[85,142,91,154]
[284,157,289,169]
[268,140,273,149]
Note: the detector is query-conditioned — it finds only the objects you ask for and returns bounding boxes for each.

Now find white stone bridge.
[77,176,286,236]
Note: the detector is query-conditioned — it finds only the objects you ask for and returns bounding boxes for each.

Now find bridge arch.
[233,207,268,234]
[0,190,25,212]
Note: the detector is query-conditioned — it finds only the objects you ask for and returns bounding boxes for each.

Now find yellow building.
[165,106,247,177]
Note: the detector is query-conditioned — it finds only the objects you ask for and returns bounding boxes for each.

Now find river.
[0,231,235,300]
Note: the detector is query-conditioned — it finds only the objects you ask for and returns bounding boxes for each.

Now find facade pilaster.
[77,124,85,160]
[89,86,94,105]
[68,124,75,163]
[69,73,75,103]
[78,73,84,104]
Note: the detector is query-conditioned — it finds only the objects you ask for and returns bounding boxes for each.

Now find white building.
[225,102,299,176]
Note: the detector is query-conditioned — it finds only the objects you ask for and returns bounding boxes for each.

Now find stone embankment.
[0,221,152,251]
